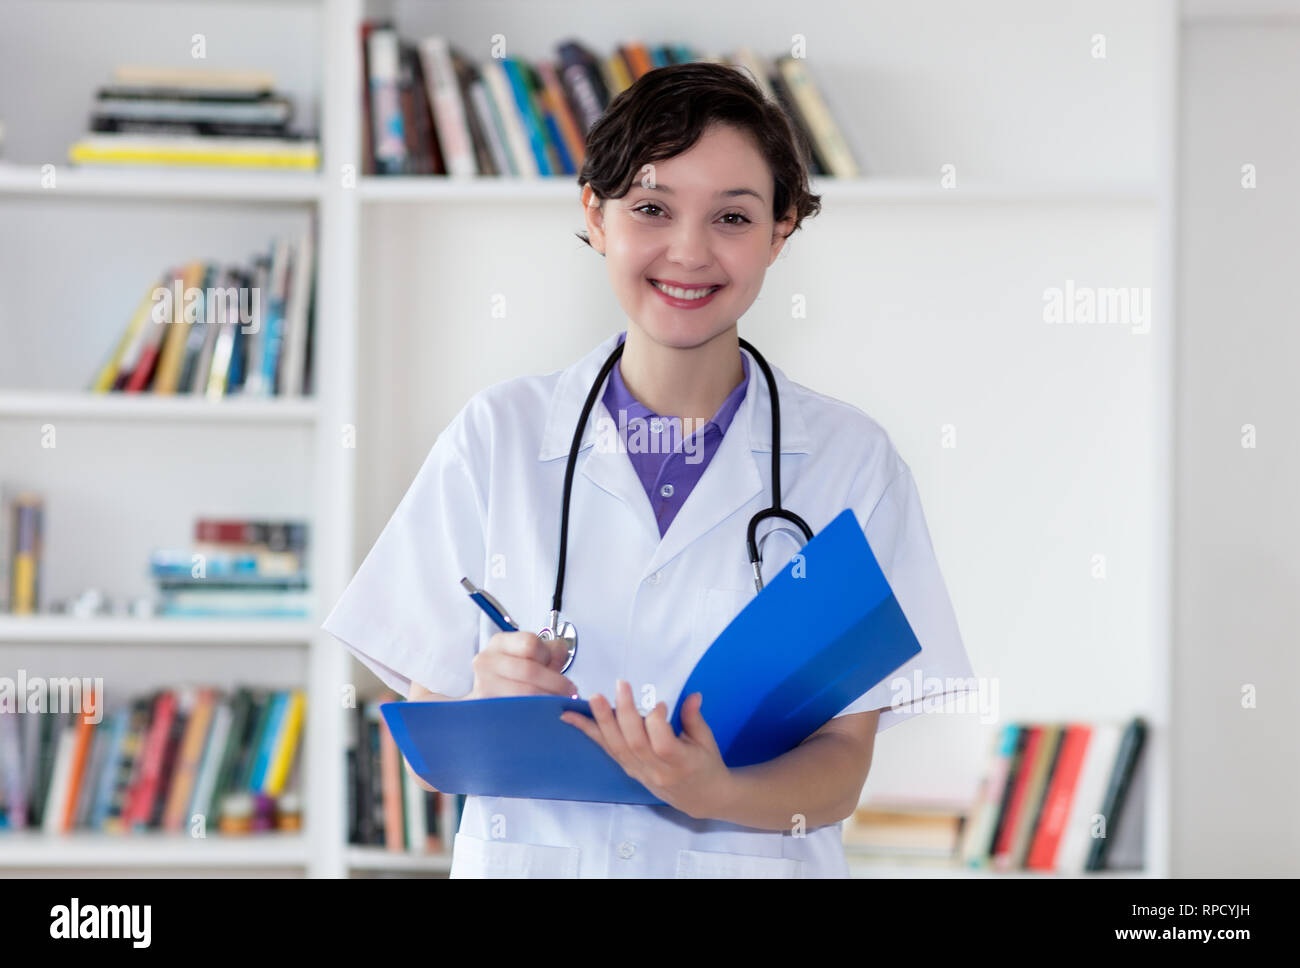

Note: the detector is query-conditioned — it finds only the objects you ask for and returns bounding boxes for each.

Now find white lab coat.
[323,331,974,878]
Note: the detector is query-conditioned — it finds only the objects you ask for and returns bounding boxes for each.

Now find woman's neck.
[617,325,745,424]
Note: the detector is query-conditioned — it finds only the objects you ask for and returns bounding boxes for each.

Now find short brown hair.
[575,61,822,247]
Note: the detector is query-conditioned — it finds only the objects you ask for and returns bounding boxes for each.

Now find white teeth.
[651,280,720,300]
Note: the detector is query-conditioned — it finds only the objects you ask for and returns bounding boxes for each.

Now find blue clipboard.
[380,507,922,805]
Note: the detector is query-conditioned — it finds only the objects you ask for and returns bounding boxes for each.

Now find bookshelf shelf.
[0,615,317,645]
[345,846,454,873]
[357,175,1158,205]
[0,390,318,423]
[0,831,310,868]
[0,163,324,204]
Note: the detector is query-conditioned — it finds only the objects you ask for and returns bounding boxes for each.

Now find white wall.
[1175,14,1300,876]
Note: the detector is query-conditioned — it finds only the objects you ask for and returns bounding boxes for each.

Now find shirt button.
[617,841,636,859]
[650,418,663,433]
[659,483,674,498]
[646,572,660,585]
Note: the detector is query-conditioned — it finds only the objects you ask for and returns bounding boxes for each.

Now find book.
[109,65,278,94]
[1009,724,1063,867]
[91,96,292,126]
[59,696,99,832]
[1085,717,1147,871]
[842,803,966,856]
[69,133,319,170]
[367,25,408,174]
[89,709,128,830]
[0,485,14,613]
[9,495,43,615]
[263,690,305,796]
[0,711,26,830]
[378,695,404,851]
[153,261,203,393]
[278,230,314,396]
[774,56,859,177]
[420,37,476,177]
[958,724,1020,868]
[1025,724,1092,870]
[1056,723,1123,874]
[40,718,76,835]
[163,687,217,832]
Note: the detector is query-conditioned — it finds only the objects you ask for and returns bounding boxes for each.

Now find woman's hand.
[467,630,577,700]
[560,679,736,821]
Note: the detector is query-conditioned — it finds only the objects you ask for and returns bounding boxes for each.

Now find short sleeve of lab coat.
[831,465,975,733]
[321,410,484,700]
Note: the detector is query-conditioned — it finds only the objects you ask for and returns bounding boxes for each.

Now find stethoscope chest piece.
[539,611,578,674]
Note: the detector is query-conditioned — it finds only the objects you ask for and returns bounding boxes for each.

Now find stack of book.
[0,489,44,615]
[150,518,310,619]
[0,685,305,836]
[347,693,466,853]
[90,231,315,398]
[958,717,1148,873]
[842,798,969,866]
[68,66,319,171]
[360,30,858,178]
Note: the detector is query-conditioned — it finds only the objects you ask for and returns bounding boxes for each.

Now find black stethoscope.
[539,337,814,674]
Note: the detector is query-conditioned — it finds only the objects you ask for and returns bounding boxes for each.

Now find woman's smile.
[647,277,726,308]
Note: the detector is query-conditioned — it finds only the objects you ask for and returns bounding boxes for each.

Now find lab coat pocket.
[675,848,801,878]
[451,832,581,878]
[691,587,751,654]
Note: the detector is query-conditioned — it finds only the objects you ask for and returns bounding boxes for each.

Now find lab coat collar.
[537,331,811,576]
[536,331,811,460]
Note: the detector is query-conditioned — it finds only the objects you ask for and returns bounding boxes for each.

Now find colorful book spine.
[263,690,305,796]
[10,495,43,615]
[247,691,287,792]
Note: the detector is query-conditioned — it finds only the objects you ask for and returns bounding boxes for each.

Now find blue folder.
[380,507,922,805]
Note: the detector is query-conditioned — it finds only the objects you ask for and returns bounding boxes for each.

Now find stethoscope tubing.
[551,336,813,623]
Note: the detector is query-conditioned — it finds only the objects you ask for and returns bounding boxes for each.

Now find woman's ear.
[768,205,798,265]
[582,185,607,255]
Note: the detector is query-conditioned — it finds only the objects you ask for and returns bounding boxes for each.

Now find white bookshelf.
[0,163,325,202]
[0,0,1178,878]
[0,831,312,870]
[345,846,454,875]
[0,615,317,645]
[0,390,318,423]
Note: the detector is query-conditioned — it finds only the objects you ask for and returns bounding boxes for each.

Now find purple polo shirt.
[602,331,750,537]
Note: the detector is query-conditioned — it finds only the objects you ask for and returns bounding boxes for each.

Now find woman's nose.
[664,223,713,270]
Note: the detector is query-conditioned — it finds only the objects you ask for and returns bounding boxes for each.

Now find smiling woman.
[323,61,973,879]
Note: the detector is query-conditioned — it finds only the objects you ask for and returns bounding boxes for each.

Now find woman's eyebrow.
[643,184,765,202]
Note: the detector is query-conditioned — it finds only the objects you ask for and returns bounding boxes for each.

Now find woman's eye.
[631,204,750,225]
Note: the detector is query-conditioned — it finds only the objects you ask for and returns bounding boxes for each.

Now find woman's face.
[582,123,795,350]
